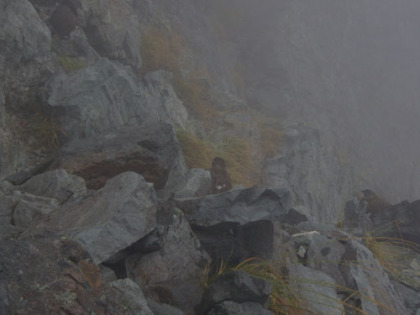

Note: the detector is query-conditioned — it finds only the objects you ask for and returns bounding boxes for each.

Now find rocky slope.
[0,0,419,314]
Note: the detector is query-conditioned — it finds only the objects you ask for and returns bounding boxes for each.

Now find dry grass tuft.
[139,28,183,74]
[217,137,256,187]
[176,130,215,170]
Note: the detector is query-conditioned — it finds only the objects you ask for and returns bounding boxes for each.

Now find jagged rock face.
[127,216,210,313]
[340,240,410,315]
[263,124,355,223]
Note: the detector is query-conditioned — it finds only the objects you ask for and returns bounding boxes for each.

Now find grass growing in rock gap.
[201,224,420,315]
[361,222,420,281]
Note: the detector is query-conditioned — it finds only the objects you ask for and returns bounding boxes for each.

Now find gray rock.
[5,157,55,186]
[18,169,86,203]
[262,125,355,224]
[0,0,54,174]
[193,220,277,267]
[343,199,372,233]
[0,0,53,89]
[147,299,186,315]
[0,222,23,240]
[110,279,154,315]
[369,200,420,244]
[190,186,292,226]
[391,280,420,314]
[99,265,117,284]
[199,270,271,314]
[45,58,188,139]
[12,193,59,228]
[0,194,19,219]
[340,240,410,315]
[79,0,142,70]
[127,215,210,313]
[175,168,211,198]
[290,231,346,286]
[40,172,157,264]
[287,264,344,315]
[208,301,273,315]
[51,122,187,193]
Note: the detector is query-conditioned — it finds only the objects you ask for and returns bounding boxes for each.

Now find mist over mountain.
[216,0,420,202]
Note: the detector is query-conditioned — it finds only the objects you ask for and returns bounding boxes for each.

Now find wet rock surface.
[0,1,419,314]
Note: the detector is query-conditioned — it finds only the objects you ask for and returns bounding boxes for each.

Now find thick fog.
[232,0,420,202]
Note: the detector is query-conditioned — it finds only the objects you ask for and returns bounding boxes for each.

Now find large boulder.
[0,0,54,174]
[290,231,346,286]
[176,186,293,266]
[50,122,187,193]
[340,240,410,315]
[127,216,210,314]
[187,186,292,226]
[44,58,188,139]
[175,168,212,198]
[0,0,53,96]
[79,0,142,70]
[192,220,277,267]
[109,279,154,315]
[38,172,157,264]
